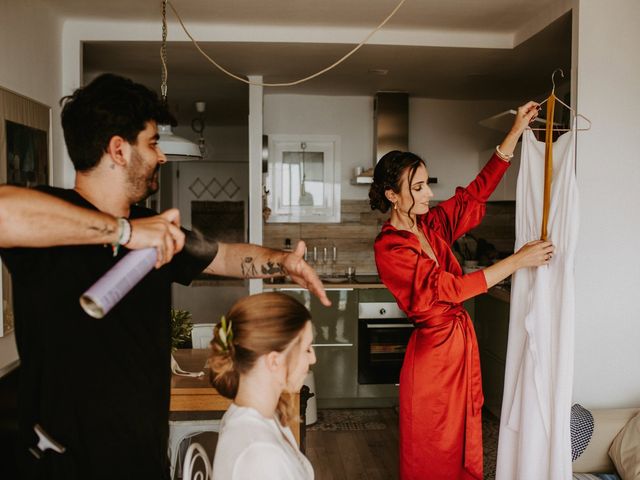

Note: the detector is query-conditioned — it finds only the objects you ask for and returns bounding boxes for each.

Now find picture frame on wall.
[0,86,51,337]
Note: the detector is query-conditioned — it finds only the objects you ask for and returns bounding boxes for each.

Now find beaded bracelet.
[495,145,514,161]
[111,217,132,256]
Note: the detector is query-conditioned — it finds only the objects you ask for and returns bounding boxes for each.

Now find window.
[266,135,340,223]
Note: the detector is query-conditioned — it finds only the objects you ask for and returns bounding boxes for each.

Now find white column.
[248,76,264,295]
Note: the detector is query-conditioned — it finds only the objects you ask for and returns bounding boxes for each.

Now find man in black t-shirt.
[0,74,329,480]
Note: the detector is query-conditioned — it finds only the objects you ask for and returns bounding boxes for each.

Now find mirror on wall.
[265,134,341,223]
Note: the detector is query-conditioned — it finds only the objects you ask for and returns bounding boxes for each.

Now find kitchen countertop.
[265,279,512,299]
[264,275,387,290]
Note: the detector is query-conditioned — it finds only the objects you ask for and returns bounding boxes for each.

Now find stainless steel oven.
[358,301,413,385]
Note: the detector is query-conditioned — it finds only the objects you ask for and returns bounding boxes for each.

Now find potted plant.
[170,308,193,351]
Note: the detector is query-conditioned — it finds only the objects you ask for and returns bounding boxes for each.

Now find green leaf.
[170,308,193,352]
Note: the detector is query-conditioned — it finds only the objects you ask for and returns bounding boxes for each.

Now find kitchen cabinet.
[474,289,510,418]
[269,285,482,408]
[273,288,358,407]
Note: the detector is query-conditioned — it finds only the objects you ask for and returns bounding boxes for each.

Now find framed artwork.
[0,86,51,336]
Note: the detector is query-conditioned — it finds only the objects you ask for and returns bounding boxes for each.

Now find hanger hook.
[551,68,564,93]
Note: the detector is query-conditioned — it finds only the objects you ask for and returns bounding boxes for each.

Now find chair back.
[191,323,215,349]
[182,442,212,480]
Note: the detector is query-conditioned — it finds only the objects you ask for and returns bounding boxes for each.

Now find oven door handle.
[365,323,414,329]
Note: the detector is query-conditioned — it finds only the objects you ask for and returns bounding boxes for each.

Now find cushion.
[573,408,639,473]
[573,404,596,461]
[609,412,640,480]
[573,474,621,480]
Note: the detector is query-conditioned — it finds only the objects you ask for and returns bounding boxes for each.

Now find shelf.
[479,109,558,132]
[350,175,373,185]
[350,176,438,185]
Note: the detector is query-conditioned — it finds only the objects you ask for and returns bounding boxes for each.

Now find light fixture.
[157,0,202,161]
[157,124,202,160]
[191,101,207,159]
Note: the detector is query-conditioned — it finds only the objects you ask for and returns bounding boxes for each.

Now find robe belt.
[413,309,484,479]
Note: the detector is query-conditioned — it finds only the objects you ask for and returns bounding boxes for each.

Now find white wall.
[573,0,640,408]
[173,124,248,163]
[264,94,513,201]
[409,98,514,200]
[0,0,63,184]
[0,0,62,371]
[264,94,373,200]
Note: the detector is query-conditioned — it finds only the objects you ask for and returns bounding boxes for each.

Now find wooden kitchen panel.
[300,224,378,239]
[263,224,301,237]
[340,200,369,213]
[263,224,301,247]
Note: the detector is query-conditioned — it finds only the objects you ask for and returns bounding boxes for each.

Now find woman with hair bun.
[371,102,555,480]
[210,292,315,480]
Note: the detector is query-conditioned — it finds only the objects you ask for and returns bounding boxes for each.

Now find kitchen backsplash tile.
[264,200,387,274]
[263,200,516,274]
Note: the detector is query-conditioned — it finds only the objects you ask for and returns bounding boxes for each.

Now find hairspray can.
[80,248,157,319]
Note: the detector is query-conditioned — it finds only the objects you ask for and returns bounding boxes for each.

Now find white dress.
[496,126,579,480]
[213,403,314,480]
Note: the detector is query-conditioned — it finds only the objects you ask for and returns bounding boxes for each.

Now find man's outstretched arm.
[204,240,331,306]
[0,185,184,267]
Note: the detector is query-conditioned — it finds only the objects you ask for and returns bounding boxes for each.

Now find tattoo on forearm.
[89,223,116,236]
[241,257,259,278]
[261,260,288,277]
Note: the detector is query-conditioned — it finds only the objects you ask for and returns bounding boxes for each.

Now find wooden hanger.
[528,69,592,132]
[538,68,592,240]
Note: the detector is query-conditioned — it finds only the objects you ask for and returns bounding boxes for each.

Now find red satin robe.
[374,155,509,480]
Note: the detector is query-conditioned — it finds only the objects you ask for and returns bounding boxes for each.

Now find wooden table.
[170,348,301,445]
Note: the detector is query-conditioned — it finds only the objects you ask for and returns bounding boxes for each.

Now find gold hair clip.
[216,315,234,352]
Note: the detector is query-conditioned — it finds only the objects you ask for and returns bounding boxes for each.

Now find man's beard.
[127,148,160,203]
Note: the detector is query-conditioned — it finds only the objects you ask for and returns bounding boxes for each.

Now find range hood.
[353,91,436,185]
[354,92,409,184]
[375,92,409,163]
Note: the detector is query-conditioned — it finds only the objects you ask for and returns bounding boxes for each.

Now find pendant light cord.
[160,0,169,102]
[164,0,407,88]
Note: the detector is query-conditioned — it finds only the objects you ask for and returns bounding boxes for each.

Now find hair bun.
[210,326,240,399]
[368,150,426,214]
[369,182,390,213]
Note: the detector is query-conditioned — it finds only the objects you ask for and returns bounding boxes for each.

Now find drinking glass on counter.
[346,265,356,279]
[320,246,329,276]
[329,246,338,276]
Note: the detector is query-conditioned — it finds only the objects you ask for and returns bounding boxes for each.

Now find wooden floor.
[173,407,498,479]
[306,408,399,480]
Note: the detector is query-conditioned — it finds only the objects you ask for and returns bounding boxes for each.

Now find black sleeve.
[170,229,218,285]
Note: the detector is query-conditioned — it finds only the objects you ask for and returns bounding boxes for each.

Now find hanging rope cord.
[163,0,408,88]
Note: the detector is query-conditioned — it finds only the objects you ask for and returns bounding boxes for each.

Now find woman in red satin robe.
[370,102,554,480]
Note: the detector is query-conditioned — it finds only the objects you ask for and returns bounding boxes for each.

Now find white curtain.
[496,126,579,480]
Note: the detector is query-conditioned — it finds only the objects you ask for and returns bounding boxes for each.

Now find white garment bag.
[496,126,579,480]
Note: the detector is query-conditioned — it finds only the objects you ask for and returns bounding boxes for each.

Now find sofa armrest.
[573,408,640,473]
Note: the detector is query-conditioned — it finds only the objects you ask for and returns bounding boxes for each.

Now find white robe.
[496,126,579,480]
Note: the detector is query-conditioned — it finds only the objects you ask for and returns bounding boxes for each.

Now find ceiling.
[79,1,572,126]
[51,0,561,31]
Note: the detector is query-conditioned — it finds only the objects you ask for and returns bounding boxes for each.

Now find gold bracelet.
[495,145,514,161]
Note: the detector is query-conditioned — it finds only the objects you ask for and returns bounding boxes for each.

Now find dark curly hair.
[369,150,426,217]
[60,73,174,172]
